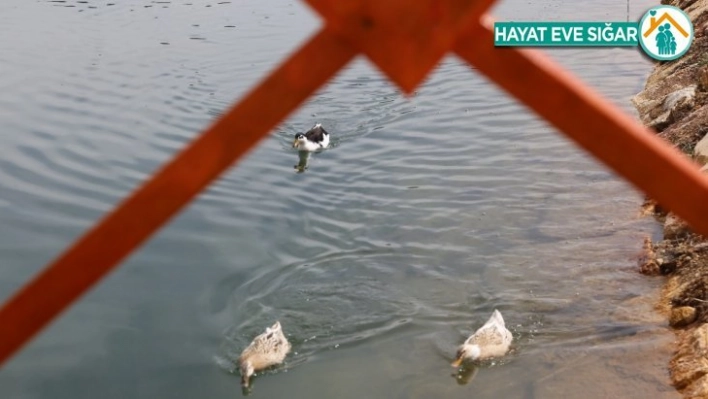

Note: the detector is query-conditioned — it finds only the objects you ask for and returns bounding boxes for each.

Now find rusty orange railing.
[2,0,708,367]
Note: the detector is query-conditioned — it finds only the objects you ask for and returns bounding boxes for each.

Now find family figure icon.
[656,24,677,55]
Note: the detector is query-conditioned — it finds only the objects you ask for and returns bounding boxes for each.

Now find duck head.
[451,344,481,367]
[240,360,255,388]
[292,133,306,149]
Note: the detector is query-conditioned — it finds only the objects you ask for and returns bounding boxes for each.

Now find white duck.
[238,321,291,388]
[451,309,512,367]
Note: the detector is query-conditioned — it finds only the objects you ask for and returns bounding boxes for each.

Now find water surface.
[0,0,678,398]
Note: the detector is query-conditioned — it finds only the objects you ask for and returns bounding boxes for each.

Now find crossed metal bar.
[1,0,707,369]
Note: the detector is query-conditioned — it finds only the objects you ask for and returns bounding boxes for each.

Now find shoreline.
[632,0,708,397]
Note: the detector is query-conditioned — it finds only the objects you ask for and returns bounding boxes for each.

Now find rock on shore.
[633,1,708,398]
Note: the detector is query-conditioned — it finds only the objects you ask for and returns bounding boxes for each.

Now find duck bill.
[241,375,250,388]
[451,356,464,368]
[292,139,299,148]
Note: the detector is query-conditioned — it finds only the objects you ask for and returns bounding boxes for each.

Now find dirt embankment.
[633,1,708,398]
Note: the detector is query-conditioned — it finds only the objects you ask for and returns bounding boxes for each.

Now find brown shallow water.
[0,0,680,398]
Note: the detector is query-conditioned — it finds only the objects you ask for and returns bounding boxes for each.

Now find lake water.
[0,0,681,398]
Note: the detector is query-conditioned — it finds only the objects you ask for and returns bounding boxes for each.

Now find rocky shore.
[632,0,708,398]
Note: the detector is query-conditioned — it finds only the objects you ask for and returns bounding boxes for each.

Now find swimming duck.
[451,309,512,368]
[292,123,330,152]
[238,321,291,388]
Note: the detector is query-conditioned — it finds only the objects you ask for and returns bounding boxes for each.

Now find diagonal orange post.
[454,15,708,237]
[0,28,356,366]
[301,0,499,94]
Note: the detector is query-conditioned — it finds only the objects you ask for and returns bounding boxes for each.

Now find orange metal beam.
[0,28,356,366]
[301,0,498,93]
[455,15,708,237]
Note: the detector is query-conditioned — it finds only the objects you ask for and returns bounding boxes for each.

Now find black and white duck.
[292,123,330,152]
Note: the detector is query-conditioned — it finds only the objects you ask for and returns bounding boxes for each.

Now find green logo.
[637,6,694,61]
[493,6,694,60]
